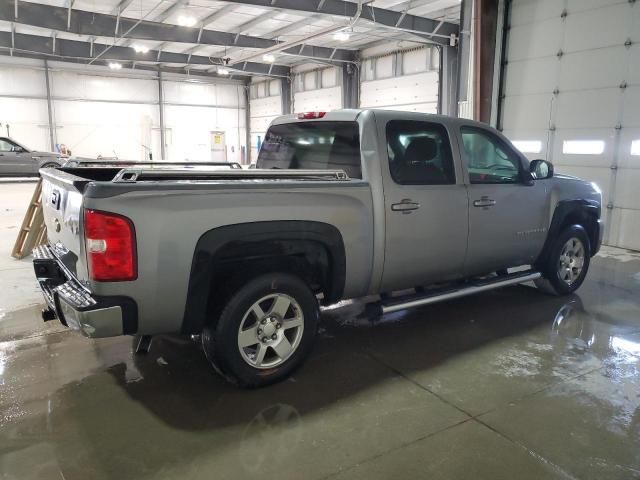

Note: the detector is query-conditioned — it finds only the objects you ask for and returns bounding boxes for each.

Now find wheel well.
[181,221,345,334]
[561,210,599,253]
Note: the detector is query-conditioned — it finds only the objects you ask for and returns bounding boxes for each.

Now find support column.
[280,77,292,114]
[244,84,251,164]
[43,59,56,151]
[341,63,359,109]
[158,69,166,160]
[440,45,459,117]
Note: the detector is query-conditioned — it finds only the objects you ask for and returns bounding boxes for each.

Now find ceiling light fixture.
[108,62,122,70]
[333,30,351,42]
[132,44,149,54]
[262,54,275,63]
[177,15,197,27]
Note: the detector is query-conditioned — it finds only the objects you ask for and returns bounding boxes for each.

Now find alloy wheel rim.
[237,293,304,369]
[557,237,585,285]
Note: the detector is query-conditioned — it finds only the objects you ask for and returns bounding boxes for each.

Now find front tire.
[535,225,591,296]
[202,273,319,388]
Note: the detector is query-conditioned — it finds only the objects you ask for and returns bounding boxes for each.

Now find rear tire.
[202,273,319,388]
[535,225,591,296]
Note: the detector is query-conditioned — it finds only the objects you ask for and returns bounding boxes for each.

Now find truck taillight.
[297,111,326,119]
[84,209,137,281]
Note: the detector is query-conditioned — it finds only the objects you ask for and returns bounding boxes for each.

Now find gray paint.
[38,109,602,336]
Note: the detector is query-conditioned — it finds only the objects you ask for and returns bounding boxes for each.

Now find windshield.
[257,121,362,178]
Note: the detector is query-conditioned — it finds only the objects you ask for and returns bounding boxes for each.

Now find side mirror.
[530,159,554,180]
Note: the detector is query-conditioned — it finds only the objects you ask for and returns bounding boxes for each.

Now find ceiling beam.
[216,0,459,45]
[0,1,356,62]
[152,0,188,23]
[111,0,137,16]
[0,30,291,77]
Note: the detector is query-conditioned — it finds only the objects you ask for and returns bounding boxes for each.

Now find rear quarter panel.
[82,181,374,335]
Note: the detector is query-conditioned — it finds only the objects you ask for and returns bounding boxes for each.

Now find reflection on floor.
[1,182,639,479]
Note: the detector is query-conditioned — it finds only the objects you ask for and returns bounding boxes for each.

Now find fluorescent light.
[512,140,542,154]
[217,68,230,75]
[132,44,149,54]
[177,15,197,27]
[333,31,350,42]
[562,140,605,155]
[262,54,275,63]
[631,140,640,156]
[108,62,122,70]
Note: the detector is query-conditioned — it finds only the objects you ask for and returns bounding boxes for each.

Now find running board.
[381,270,542,314]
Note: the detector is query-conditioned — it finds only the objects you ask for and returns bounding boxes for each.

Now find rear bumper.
[33,245,137,337]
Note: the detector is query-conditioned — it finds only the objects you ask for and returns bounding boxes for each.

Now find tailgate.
[40,169,88,282]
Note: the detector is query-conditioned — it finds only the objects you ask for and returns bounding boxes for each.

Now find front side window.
[461,127,522,184]
[0,139,17,152]
[386,120,455,185]
[257,121,361,179]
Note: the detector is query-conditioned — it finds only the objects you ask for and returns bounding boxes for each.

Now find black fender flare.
[537,199,601,266]
[181,221,346,334]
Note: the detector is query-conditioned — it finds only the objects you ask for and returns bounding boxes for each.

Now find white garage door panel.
[555,89,620,129]
[294,86,342,113]
[618,129,640,168]
[612,169,640,210]
[360,72,438,111]
[609,208,640,251]
[552,128,615,168]
[502,93,551,130]
[504,57,557,96]
[507,20,563,61]
[559,48,627,91]
[374,103,438,114]
[251,96,281,118]
[563,4,628,53]
[502,0,640,250]
[622,87,640,127]
[509,0,562,27]
[502,128,549,160]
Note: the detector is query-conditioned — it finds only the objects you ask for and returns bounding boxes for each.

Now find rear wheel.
[535,225,591,296]
[202,273,319,387]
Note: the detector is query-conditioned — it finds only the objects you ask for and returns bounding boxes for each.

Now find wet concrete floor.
[1,184,640,479]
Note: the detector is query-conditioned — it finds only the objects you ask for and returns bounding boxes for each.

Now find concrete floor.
[1,181,639,480]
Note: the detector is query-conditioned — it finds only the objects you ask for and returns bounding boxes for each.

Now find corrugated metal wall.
[500,0,640,250]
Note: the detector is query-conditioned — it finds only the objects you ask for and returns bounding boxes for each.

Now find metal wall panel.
[501,0,640,250]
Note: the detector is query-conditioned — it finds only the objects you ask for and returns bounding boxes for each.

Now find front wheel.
[535,225,591,296]
[202,273,319,388]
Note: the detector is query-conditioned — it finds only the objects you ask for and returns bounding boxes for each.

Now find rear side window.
[257,121,361,178]
[386,120,455,185]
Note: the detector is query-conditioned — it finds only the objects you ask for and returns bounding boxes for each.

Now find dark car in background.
[0,137,65,176]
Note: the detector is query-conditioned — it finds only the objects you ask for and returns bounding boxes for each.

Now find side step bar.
[381,270,542,314]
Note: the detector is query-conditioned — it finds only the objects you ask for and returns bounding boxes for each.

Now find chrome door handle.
[473,197,497,208]
[391,199,420,213]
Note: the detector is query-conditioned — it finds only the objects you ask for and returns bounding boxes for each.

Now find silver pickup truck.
[33,109,603,387]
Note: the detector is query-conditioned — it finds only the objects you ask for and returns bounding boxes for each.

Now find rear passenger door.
[380,119,469,292]
[0,139,31,176]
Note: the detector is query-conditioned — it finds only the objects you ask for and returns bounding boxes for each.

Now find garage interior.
[1,0,640,478]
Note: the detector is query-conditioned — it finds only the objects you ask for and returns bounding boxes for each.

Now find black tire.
[535,224,591,296]
[202,273,319,388]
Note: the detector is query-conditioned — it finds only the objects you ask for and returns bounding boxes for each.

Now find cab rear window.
[257,121,361,179]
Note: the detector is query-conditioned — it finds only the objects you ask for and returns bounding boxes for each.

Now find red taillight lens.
[84,209,137,281]
[297,111,326,120]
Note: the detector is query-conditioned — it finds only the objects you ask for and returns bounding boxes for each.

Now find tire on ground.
[535,224,591,296]
[201,272,319,388]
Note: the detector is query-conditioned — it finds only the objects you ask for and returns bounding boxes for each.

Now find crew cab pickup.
[33,109,603,387]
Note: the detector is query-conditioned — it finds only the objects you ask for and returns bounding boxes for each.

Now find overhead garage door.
[500,0,640,251]
[360,46,439,113]
[250,79,282,161]
[293,67,342,113]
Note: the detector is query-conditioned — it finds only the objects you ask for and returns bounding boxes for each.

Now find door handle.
[391,199,420,213]
[473,196,497,208]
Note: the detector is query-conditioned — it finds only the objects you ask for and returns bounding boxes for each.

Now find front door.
[460,125,549,276]
[210,131,226,162]
[381,119,469,292]
[0,138,31,176]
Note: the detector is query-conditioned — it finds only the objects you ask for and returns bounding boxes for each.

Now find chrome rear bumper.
[33,245,134,337]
